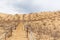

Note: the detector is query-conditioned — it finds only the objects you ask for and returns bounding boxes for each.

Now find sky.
[0,0,60,14]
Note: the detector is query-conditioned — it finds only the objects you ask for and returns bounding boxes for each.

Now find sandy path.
[8,22,27,40]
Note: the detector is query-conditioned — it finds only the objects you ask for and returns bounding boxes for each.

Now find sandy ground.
[7,22,27,40]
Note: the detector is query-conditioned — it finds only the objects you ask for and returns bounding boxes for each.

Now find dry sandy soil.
[0,11,60,40]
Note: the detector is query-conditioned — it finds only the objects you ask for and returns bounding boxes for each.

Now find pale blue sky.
[0,0,60,14]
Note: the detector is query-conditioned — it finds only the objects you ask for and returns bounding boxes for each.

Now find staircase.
[7,22,27,40]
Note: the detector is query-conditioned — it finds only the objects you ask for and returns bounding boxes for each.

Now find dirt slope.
[7,22,27,40]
